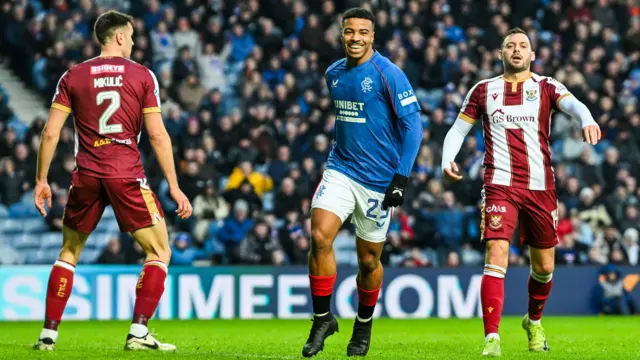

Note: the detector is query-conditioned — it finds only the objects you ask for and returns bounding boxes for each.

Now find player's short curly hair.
[342,7,375,29]
[94,10,134,46]
[501,27,530,50]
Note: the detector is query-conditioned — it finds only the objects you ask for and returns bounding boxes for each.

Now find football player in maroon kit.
[441,28,600,356]
[33,10,191,352]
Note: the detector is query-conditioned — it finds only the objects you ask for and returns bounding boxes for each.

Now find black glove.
[382,174,408,210]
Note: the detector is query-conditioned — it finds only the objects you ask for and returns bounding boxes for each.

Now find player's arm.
[397,112,423,178]
[34,72,72,216]
[557,96,600,145]
[441,82,482,182]
[547,77,600,145]
[36,108,70,184]
[441,118,474,181]
[142,68,192,219]
[381,65,423,209]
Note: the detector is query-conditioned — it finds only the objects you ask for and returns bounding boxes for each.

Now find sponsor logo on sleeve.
[397,89,417,106]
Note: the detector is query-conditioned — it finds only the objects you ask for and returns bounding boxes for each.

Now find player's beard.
[503,55,532,74]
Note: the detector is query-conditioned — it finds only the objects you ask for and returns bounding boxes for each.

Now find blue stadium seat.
[42,249,60,264]
[20,190,35,205]
[334,235,356,251]
[22,217,49,233]
[107,220,120,232]
[40,232,62,249]
[79,249,100,264]
[91,232,117,250]
[0,204,8,218]
[93,219,119,233]
[103,206,115,219]
[8,202,40,218]
[94,219,110,232]
[8,118,28,142]
[11,233,41,249]
[23,250,45,264]
[0,219,24,234]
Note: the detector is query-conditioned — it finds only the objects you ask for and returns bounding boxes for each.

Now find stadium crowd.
[0,0,639,268]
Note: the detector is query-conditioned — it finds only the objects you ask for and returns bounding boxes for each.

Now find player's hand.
[583,124,601,145]
[443,162,463,182]
[34,181,52,217]
[170,188,192,219]
[382,174,408,210]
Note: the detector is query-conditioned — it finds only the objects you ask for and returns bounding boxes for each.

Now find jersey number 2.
[97,90,123,134]
[366,199,390,228]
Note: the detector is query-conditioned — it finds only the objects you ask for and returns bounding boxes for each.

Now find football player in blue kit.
[302,7,423,358]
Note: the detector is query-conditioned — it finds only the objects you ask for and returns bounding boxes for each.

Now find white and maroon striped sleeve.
[544,77,572,110]
[459,81,487,124]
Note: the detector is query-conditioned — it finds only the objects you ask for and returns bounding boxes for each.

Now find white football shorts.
[310,169,392,243]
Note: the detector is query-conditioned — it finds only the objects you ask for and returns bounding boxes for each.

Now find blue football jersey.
[325,51,421,193]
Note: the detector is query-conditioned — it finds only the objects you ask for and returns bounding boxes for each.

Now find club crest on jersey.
[489,215,503,230]
[525,89,538,101]
[361,77,373,93]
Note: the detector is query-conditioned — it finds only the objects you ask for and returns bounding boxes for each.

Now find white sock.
[39,328,58,342]
[356,315,372,323]
[529,318,541,325]
[129,323,148,338]
[314,312,329,317]
[485,333,500,341]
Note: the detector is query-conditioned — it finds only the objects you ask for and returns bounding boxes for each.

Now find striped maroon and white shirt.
[459,73,572,191]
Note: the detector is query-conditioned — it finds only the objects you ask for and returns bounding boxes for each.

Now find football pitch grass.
[2,317,638,359]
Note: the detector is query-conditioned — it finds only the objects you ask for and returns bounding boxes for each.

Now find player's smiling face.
[499,33,535,74]
[341,17,374,64]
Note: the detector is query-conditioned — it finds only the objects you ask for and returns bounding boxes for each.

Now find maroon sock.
[481,265,506,336]
[132,260,167,326]
[309,274,336,315]
[44,260,75,330]
[528,273,553,321]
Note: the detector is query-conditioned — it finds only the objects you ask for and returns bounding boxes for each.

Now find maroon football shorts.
[481,184,559,249]
[63,171,165,233]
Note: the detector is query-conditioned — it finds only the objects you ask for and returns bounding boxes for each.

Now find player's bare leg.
[303,208,342,358]
[347,237,384,357]
[522,246,554,352]
[481,239,509,357]
[124,221,176,351]
[34,226,89,350]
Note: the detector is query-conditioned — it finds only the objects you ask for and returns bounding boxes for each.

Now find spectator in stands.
[226,161,272,197]
[121,237,143,264]
[621,228,639,266]
[192,180,229,243]
[445,251,461,268]
[432,191,466,257]
[218,199,254,253]
[0,158,25,206]
[45,189,67,231]
[178,73,207,113]
[595,265,638,315]
[97,236,126,264]
[233,220,285,265]
[171,232,209,266]
[618,204,639,232]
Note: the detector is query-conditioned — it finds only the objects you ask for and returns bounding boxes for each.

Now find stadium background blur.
[0,0,638,272]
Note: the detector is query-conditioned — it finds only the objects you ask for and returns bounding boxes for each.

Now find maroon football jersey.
[51,56,161,178]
